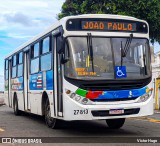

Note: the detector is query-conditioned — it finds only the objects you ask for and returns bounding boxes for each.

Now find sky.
[0,0,160,91]
[0,0,65,90]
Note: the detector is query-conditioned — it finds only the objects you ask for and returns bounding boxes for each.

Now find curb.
[154,109,160,113]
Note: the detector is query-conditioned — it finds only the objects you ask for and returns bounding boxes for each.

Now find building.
[152,50,160,79]
[152,47,160,110]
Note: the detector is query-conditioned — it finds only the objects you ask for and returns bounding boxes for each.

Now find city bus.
[4,14,153,129]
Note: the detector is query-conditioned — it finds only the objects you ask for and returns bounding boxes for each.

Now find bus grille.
[91,108,140,117]
[90,97,138,102]
[80,82,147,91]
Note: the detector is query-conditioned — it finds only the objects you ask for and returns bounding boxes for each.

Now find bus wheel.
[106,118,125,129]
[45,98,60,129]
[13,98,21,116]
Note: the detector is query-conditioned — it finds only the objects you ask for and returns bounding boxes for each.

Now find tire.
[13,98,21,116]
[45,98,60,129]
[106,118,125,129]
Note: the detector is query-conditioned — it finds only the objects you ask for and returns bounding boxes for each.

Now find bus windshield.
[64,37,151,80]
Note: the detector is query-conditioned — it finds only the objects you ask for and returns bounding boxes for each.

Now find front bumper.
[63,94,154,121]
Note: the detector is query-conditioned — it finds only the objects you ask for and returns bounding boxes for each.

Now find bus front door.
[55,36,63,117]
[24,51,31,111]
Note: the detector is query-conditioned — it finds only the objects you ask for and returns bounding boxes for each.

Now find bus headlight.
[75,96,81,101]
[137,88,153,103]
[81,98,88,104]
[137,93,150,103]
[70,93,76,98]
[148,89,153,97]
[65,89,94,105]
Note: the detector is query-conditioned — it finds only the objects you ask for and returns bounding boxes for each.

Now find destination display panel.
[81,21,136,31]
[66,18,148,33]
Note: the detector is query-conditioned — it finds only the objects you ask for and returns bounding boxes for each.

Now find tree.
[58,0,160,44]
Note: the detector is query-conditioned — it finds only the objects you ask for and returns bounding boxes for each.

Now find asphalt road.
[0,105,160,145]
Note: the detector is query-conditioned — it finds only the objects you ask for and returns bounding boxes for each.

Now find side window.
[31,58,39,74]
[12,66,17,78]
[5,60,8,80]
[12,55,17,78]
[18,64,23,77]
[34,43,39,57]
[17,52,23,77]
[40,36,52,71]
[5,70,8,80]
[13,55,16,66]
[18,52,23,64]
[42,37,50,54]
[31,42,39,74]
[41,54,51,71]
[5,60,8,70]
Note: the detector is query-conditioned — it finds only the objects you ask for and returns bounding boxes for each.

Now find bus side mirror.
[61,43,69,64]
[61,55,69,64]
[57,36,65,54]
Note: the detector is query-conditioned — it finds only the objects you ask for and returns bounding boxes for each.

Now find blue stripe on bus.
[29,72,43,90]
[98,86,147,99]
[46,70,53,90]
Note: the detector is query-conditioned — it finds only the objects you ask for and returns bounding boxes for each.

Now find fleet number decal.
[74,109,88,115]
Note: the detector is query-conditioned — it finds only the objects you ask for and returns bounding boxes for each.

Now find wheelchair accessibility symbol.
[115,66,127,78]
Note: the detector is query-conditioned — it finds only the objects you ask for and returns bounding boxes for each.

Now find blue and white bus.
[4,14,153,129]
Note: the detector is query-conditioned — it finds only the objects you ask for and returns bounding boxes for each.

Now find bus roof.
[5,14,147,59]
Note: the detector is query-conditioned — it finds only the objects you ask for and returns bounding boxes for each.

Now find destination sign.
[66,18,148,33]
[81,21,136,31]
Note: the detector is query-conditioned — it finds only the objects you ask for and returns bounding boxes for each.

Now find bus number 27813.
[74,109,88,115]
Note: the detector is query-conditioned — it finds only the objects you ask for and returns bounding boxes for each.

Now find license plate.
[109,109,124,115]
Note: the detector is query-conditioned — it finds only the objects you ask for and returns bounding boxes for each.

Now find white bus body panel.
[16,91,24,111]
[63,94,153,120]
[29,91,41,114]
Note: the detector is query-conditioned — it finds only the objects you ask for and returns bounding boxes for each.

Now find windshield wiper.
[120,34,133,66]
[87,33,94,72]
[143,43,147,75]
